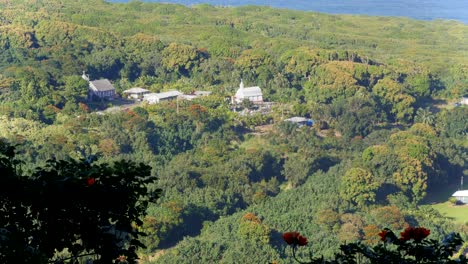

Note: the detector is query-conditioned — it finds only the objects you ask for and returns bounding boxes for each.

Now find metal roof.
[90,79,115,92]
[285,117,309,123]
[180,94,197,100]
[194,91,212,96]
[241,86,262,97]
[144,90,182,99]
[123,87,149,94]
[453,190,468,197]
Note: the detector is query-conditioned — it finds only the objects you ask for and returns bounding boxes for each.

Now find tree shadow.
[423,184,460,204]
[316,156,340,172]
[417,97,448,114]
[375,183,400,203]
[157,204,217,249]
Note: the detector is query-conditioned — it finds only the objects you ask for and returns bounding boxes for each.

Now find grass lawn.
[432,202,468,224]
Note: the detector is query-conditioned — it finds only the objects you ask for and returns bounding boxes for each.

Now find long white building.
[143,91,182,104]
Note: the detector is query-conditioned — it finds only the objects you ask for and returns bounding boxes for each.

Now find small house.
[234,80,263,104]
[452,190,468,204]
[81,71,115,100]
[123,87,150,99]
[82,72,116,100]
[284,117,314,127]
[88,79,116,100]
[82,71,116,100]
[143,91,182,104]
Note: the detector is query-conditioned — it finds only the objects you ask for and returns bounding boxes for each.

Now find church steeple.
[240,79,244,90]
[82,71,90,82]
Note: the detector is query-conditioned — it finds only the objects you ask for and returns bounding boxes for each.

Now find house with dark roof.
[87,79,116,100]
[82,71,116,100]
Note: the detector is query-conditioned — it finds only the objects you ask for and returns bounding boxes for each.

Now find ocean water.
[108,0,468,24]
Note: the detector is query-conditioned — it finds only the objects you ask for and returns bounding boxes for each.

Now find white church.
[233,80,263,104]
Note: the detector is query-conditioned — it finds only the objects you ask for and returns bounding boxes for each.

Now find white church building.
[233,80,263,104]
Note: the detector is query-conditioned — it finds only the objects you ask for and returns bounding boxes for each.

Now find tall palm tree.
[414,107,434,125]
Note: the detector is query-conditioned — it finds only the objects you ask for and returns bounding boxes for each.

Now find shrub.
[448,197,458,205]
[282,227,467,264]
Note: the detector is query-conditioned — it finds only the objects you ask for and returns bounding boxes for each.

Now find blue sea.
[109,0,468,24]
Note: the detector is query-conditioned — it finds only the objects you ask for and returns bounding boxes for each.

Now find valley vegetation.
[0,0,467,262]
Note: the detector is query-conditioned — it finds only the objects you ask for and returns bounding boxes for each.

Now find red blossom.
[400,227,413,241]
[283,231,308,246]
[400,227,430,242]
[283,231,298,245]
[86,177,96,186]
[412,227,430,242]
[297,235,308,246]
[378,229,390,242]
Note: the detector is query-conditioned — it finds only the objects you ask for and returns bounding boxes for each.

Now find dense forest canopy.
[0,0,467,263]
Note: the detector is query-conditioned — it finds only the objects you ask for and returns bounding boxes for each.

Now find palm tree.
[414,107,434,126]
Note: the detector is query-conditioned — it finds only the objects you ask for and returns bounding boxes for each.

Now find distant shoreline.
[107,0,468,24]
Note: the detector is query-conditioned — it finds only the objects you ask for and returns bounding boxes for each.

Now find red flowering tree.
[0,142,160,263]
[398,227,431,242]
[283,232,308,247]
[282,227,467,264]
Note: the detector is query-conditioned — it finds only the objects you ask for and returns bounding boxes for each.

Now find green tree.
[369,205,407,230]
[140,201,184,252]
[372,78,415,123]
[436,107,467,138]
[333,96,383,138]
[238,213,271,245]
[406,73,432,97]
[0,142,159,263]
[414,107,434,126]
[340,167,379,207]
[393,158,428,203]
[316,209,340,231]
[241,98,254,109]
[162,43,202,75]
[85,47,125,80]
[282,154,315,188]
[62,75,89,100]
[282,47,321,80]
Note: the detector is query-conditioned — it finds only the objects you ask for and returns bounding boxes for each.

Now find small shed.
[143,91,182,104]
[452,190,468,204]
[123,87,150,99]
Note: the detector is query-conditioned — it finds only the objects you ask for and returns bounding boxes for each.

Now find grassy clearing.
[432,202,468,224]
[239,135,270,152]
